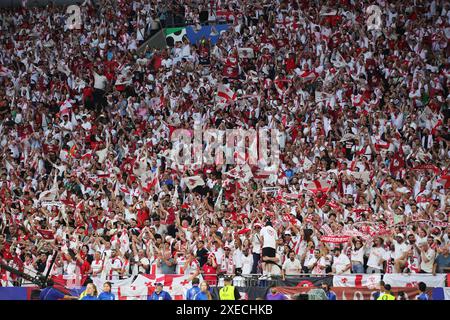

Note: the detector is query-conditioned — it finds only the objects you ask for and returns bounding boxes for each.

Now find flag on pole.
[214,187,223,211]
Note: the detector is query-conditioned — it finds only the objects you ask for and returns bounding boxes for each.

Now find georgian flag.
[117,285,149,300]
[225,164,253,182]
[127,274,196,300]
[182,175,205,190]
[298,69,318,81]
[333,274,381,288]
[216,84,237,105]
[92,277,135,298]
[351,94,364,107]
[237,48,254,59]
[303,179,332,193]
[143,169,161,193]
[37,229,55,240]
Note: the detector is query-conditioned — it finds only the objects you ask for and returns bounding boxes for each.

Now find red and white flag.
[92,277,135,298]
[225,164,253,182]
[182,176,205,190]
[303,179,332,193]
[217,84,237,105]
[117,285,149,300]
[333,274,381,288]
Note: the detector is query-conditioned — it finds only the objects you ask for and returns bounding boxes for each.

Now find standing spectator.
[419,241,436,273]
[282,251,302,280]
[157,250,177,275]
[259,220,277,279]
[350,238,366,273]
[195,240,209,267]
[331,247,351,275]
[107,249,124,280]
[367,238,387,274]
[202,254,218,285]
[241,248,254,275]
[251,223,263,274]
[433,245,450,274]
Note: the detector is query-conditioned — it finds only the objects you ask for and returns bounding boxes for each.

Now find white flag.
[382,274,446,288]
[182,176,205,190]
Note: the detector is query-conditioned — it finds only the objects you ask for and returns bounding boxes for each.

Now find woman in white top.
[350,238,366,273]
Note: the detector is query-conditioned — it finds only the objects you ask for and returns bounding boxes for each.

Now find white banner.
[117,285,149,300]
[333,274,381,288]
[92,277,134,298]
[382,274,446,288]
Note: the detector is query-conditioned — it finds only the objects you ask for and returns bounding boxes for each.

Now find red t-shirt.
[202,264,217,283]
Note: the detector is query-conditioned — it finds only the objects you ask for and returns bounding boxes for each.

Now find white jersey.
[91,259,104,277]
[260,226,278,249]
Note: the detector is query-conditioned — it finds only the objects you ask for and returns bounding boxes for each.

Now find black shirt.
[196,248,209,267]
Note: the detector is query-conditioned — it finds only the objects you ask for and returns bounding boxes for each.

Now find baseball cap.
[155,282,163,287]
[396,234,404,239]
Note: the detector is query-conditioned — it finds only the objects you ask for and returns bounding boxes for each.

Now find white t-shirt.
[332,254,351,274]
[233,249,243,269]
[420,248,436,273]
[351,247,365,263]
[260,226,277,249]
[393,240,409,260]
[93,72,108,90]
[241,254,253,275]
[282,258,302,275]
[91,259,104,276]
[367,247,387,270]
[251,233,262,254]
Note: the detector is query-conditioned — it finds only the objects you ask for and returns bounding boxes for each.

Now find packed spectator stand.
[0,0,449,300]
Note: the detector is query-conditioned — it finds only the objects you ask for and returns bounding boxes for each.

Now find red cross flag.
[303,179,332,193]
[216,84,237,105]
[333,274,381,288]
[182,176,205,190]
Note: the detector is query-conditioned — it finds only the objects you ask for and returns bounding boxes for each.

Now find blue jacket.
[194,291,210,300]
[98,292,116,300]
[186,285,201,300]
[149,290,172,300]
[417,293,429,300]
[81,294,98,300]
[326,291,337,300]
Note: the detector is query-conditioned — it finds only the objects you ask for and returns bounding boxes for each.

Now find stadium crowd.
[0,0,449,289]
